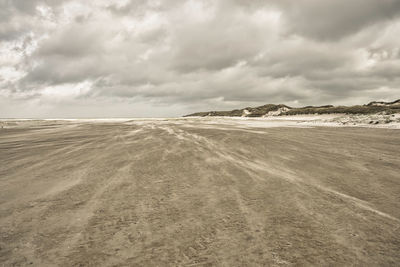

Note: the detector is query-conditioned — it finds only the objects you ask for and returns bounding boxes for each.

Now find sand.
[1,118,400,266]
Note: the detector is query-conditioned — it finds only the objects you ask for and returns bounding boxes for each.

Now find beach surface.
[1,118,400,266]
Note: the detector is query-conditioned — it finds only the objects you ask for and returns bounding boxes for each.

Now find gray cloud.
[270,0,400,40]
[1,0,400,118]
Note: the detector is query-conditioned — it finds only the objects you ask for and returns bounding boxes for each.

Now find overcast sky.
[1,0,400,118]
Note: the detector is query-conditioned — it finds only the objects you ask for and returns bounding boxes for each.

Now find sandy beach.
[1,118,400,266]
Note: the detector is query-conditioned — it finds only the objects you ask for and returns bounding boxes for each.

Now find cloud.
[270,0,400,40]
[0,0,399,117]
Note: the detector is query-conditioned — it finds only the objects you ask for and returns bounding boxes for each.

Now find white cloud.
[0,0,399,117]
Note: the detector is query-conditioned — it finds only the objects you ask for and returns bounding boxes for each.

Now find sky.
[1,0,400,118]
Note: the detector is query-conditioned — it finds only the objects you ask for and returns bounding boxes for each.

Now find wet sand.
[1,119,400,266]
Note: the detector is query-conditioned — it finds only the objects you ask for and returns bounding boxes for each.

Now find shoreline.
[1,113,400,129]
